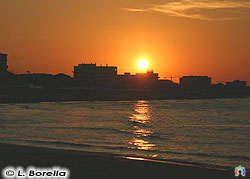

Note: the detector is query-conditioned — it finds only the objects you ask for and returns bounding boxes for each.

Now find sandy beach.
[0,143,234,179]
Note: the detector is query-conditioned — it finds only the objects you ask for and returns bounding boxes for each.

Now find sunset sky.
[0,0,250,83]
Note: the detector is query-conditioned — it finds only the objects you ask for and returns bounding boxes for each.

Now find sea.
[0,98,249,169]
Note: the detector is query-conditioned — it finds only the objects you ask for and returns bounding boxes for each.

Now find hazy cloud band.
[124,0,250,21]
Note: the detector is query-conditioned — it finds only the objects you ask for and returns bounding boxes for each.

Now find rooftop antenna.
[15,62,18,74]
[164,75,180,81]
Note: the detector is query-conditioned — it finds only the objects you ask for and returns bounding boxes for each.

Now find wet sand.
[0,143,234,179]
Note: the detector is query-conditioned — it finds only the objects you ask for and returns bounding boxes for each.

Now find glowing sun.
[137,59,149,70]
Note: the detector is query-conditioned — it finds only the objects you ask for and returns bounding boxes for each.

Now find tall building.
[74,63,117,86]
[180,76,211,89]
[0,53,8,72]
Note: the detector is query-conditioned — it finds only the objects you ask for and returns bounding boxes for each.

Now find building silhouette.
[117,71,159,88]
[74,63,117,87]
[158,79,178,89]
[226,80,247,88]
[0,53,15,84]
[0,53,248,93]
[180,76,211,89]
[16,73,55,87]
[0,53,8,72]
[0,53,250,102]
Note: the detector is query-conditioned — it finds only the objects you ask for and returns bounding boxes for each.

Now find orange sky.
[0,0,250,84]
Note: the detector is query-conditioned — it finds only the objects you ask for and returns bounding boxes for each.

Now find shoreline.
[0,95,249,104]
[0,143,234,179]
[1,86,249,104]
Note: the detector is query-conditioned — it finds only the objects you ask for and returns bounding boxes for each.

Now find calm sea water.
[0,98,249,169]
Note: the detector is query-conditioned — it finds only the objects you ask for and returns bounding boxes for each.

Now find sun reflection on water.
[129,100,151,124]
[129,139,155,150]
[128,100,155,151]
[132,126,152,137]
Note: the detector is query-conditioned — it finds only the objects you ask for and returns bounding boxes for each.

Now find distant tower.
[0,53,8,72]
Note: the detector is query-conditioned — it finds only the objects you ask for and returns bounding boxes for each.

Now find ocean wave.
[0,137,248,170]
[9,139,250,162]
